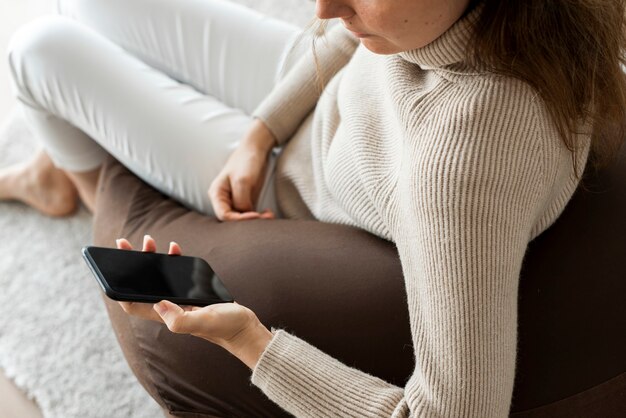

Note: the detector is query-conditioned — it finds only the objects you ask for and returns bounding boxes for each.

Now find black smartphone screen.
[82,246,234,306]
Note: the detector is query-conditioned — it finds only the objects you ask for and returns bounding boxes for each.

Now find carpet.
[0,1,314,417]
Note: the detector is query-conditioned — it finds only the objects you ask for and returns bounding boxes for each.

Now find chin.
[360,38,401,55]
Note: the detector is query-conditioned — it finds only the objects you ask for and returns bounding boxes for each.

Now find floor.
[0,3,55,417]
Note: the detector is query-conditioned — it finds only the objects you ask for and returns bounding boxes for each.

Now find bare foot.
[0,150,79,217]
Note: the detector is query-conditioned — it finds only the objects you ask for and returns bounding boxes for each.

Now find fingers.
[153,300,202,334]
[209,176,274,222]
[168,241,182,255]
[116,238,133,250]
[223,211,263,221]
[142,235,157,252]
[208,177,234,221]
[210,181,258,221]
[116,236,182,256]
[231,180,254,213]
[220,208,274,221]
[119,301,164,323]
[259,209,275,219]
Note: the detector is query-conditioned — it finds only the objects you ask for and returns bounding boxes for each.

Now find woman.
[2,0,625,416]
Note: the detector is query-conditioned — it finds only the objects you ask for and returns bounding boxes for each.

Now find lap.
[93,155,414,417]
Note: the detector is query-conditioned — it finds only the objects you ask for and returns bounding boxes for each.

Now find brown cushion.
[93,143,626,416]
[511,142,626,415]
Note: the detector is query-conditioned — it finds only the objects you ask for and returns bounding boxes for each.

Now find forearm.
[252,24,359,145]
[251,330,406,418]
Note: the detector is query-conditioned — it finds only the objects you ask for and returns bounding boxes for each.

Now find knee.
[7,15,85,102]
[7,15,82,72]
[56,0,96,20]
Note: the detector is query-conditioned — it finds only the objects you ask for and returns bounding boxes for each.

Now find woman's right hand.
[208,119,278,221]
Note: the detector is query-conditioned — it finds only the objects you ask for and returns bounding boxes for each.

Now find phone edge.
[81,246,234,307]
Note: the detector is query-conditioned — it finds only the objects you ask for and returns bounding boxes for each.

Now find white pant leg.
[56,0,302,113]
[6,5,302,217]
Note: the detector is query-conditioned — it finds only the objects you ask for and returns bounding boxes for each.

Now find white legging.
[6,0,304,216]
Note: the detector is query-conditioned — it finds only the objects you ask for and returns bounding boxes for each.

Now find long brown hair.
[467,0,626,176]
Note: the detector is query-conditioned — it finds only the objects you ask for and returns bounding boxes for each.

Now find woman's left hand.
[115,235,274,369]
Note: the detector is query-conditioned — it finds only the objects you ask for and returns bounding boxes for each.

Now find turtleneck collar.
[398,3,483,69]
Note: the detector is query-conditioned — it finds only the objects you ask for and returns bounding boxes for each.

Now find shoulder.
[396,72,556,221]
[385,60,555,148]
[397,70,563,167]
[434,71,546,134]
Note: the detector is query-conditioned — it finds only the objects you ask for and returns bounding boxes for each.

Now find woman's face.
[315,0,471,54]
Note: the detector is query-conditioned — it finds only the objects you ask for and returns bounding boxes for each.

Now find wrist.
[244,119,277,153]
[222,322,274,370]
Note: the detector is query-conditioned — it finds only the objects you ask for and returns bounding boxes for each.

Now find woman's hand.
[153,298,273,370]
[208,119,278,221]
[115,235,273,369]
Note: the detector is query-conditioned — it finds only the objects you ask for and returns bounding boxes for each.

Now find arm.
[206,25,358,219]
[252,24,359,146]
[248,82,557,417]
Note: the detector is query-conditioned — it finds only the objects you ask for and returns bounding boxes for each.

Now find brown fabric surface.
[510,373,626,418]
[92,154,413,417]
[92,143,625,417]
[511,144,626,413]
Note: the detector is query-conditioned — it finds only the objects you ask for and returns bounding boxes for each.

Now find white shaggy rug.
[0,1,314,417]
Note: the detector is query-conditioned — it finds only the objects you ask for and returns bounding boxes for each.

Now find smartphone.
[82,246,234,306]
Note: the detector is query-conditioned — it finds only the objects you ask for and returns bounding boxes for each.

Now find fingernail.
[154,301,167,315]
[115,239,122,246]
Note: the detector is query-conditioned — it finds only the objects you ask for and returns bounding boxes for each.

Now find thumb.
[154,300,195,334]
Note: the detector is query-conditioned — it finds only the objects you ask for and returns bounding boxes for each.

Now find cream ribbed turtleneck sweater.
[249,6,590,417]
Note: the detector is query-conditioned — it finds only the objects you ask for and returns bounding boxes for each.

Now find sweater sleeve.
[251,81,557,417]
[251,24,359,145]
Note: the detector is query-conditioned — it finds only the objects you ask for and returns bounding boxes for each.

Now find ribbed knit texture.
[251,6,591,417]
